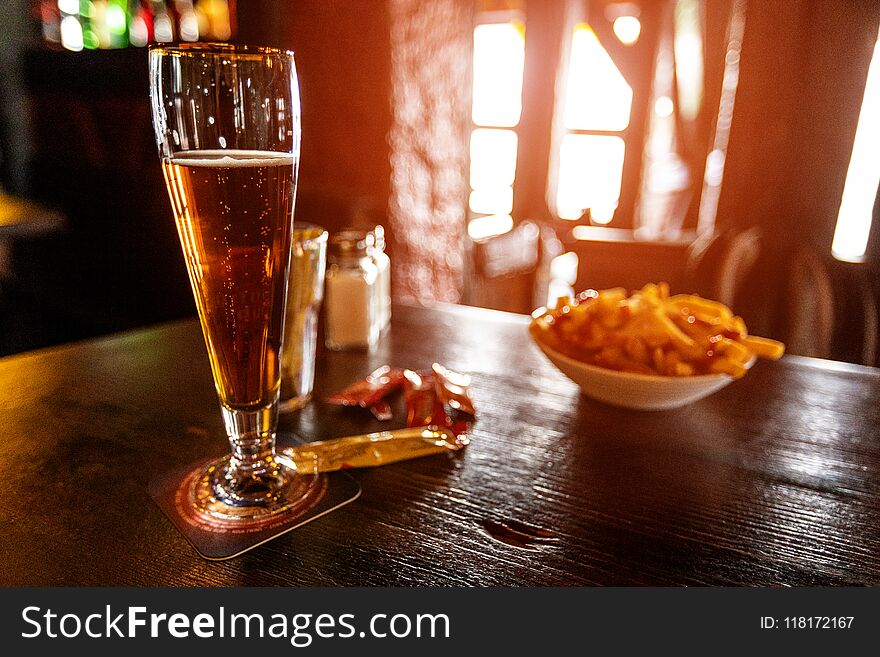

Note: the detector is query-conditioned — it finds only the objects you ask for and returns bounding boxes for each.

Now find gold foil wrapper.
[282,426,469,473]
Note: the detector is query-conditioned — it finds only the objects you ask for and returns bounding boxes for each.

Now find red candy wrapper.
[330,364,476,439]
[432,363,476,417]
[403,370,449,428]
[326,366,405,412]
[369,400,393,422]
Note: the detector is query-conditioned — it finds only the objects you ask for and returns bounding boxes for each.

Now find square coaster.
[149,459,360,561]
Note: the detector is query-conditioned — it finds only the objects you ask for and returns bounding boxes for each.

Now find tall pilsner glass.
[149,43,313,522]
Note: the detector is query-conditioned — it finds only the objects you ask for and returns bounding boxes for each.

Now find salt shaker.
[371,225,392,331]
[325,230,379,351]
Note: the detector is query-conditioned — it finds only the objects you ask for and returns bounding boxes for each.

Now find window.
[466,0,747,311]
[555,23,632,224]
[468,13,525,241]
[831,26,880,263]
[467,0,740,244]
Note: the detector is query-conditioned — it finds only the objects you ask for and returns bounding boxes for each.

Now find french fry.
[667,294,734,321]
[716,338,751,363]
[533,283,786,377]
[740,335,785,360]
[625,337,648,364]
[652,347,665,373]
[708,356,750,378]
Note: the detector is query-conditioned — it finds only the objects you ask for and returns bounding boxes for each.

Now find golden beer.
[162,149,296,411]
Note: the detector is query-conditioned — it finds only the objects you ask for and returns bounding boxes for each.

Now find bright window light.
[572,225,630,240]
[564,24,633,131]
[556,134,625,220]
[654,95,674,117]
[472,22,525,127]
[674,0,704,121]
[470,128,518,189]
[469,186,514,216]
[613,16,641,45]
[547,251,579,307]
[832,30,880,263]
[590,204,616,224]
[468,214,514,241]
[550,251,579,285]
[470,20,524,222]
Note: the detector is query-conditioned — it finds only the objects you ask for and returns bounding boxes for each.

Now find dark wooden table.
[1,303,878,586]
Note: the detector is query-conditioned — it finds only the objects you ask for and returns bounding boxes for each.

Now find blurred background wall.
[0,0,878,365]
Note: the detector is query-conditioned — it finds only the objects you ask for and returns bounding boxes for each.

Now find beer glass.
[149,43,315,522]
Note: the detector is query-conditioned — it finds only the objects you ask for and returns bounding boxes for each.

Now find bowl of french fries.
[529,283,785,410]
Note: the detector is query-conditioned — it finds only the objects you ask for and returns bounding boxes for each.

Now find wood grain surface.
[1,304,878,586]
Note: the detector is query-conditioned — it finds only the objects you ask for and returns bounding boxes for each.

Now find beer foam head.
[170,149,294,167]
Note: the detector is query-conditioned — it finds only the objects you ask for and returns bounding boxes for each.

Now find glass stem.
[221,403,280,479]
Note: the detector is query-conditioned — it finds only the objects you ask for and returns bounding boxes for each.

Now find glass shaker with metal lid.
[324,230,379,351]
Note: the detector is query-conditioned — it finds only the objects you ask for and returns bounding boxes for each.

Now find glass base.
[278,391,312,413]
[189,452,324,524]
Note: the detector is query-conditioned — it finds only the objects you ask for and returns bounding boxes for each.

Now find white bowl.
[530,328,751,411]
